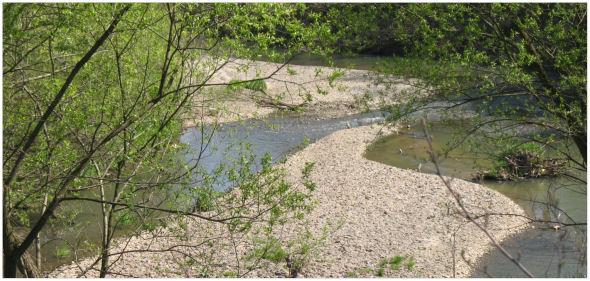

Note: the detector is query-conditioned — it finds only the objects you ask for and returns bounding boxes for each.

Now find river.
[40,55,586,277]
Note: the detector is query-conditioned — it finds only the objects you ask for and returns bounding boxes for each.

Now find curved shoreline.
[279,125,529,277]
[49,124,529,277]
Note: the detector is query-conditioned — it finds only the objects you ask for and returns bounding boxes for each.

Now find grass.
[228,79,267,92]
[374,255,416,277]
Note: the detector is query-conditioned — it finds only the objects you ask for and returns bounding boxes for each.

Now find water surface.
[365,122,587,278]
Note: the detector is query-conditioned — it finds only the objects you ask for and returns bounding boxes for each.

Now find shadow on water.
[364,121,587,278]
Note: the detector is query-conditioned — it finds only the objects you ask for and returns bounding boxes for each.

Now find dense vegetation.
[3,2,586,278]
[379,3,586,181]
[3,3,330,277]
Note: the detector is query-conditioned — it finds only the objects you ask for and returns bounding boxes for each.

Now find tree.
[379,3,586,179]
[3,3,331,277]
[304,4,402,55]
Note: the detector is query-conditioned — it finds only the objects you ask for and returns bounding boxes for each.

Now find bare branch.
[421,118,535,277]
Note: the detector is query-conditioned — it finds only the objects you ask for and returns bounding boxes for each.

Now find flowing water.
[36,54,586,277]
[180,111,387,192]
[365,121,587,278]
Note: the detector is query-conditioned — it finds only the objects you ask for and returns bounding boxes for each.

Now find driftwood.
[243,88,309,111]
[256,98,308,111]
[474,151,567,181]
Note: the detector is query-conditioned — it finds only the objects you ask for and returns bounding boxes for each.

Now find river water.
[365,122,587,278]
[180,111,387,192]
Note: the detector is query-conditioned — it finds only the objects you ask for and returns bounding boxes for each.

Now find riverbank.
[182,58,420,127]
[277,125,529,277]
[49,124,529,277]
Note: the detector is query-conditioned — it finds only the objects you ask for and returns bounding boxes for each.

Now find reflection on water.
[364,122,587,277]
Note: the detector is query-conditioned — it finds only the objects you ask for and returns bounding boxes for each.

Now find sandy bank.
[49,125,528,278]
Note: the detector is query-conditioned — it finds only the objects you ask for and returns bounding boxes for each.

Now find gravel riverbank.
[279,125,529,277]
[49,124,529,278]
[183,58,420,126]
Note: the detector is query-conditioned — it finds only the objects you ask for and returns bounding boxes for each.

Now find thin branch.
[4,5,133,270]
[59,197,267,223]
[421,118,535,277]
[4,4,132,189]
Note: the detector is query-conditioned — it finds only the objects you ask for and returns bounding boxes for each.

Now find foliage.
[301,161,316,193]
[378,3,586,179]
[55,246,70,260]
[346,254,416,277]
[222,271,238,278]
[2,3,332,277]
[353,91,374,112]
[481,141,567,181]
[248,236,289,263]
[375,255,415,276]
[327,69,344,87]
[305,4,402,55]
[191,187,223,212]
[246,219,334,277]
[297,136,311,151]
[503,142,546,159]
[406,256,415,271]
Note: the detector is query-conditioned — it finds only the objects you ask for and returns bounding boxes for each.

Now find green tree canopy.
[383,3,586,168]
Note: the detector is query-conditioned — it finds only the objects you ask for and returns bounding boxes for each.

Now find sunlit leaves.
[3,4,328,258]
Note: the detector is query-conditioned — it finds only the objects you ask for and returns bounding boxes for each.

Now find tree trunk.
[17,251,39,278]
[572,132,587,165]
[99,232,111,278]
[35,193,49,270]
[35,236,41,270]
[3,7,132,277]
[3,256,18,278]
[4,224,39,278]
[99,178,111,278]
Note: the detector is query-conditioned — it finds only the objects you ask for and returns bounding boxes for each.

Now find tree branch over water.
[421,118,535,278]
